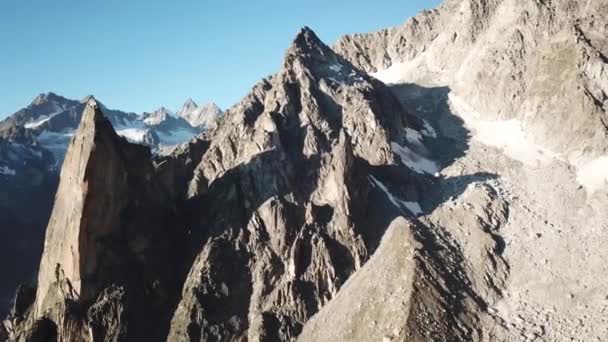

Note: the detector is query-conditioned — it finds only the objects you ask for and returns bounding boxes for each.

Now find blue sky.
[0,0,441,119]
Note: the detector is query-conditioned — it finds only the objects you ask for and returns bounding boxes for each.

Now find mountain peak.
[184,98,197,107]
[80,94,96,104]
[288,26,330,58]
[81,97,106,127]
[86,97,99,109]
[178,98,199,117]
[178,101,222,128]
[31,92,62,106]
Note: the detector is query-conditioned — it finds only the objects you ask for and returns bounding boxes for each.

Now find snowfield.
[369,175,423,216]
[576,156,608,193]
[116,128,148,143]
[391,142,439,175]
[448,94,559,167]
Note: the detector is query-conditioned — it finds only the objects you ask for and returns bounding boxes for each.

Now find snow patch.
[391,142,439,175]
[371,62,413,84]
[576,156,608,193]
[116,128,148,143]
[405,127,424,145]
[449,94,557,167]
[24,104,65,129]
[421,120,438,138]
[0,166,16,176]
[369,176,422,216]
[329,63,343,73]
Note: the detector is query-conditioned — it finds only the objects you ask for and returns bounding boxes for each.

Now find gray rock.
[177,99,223,129]
[335,0,608,158]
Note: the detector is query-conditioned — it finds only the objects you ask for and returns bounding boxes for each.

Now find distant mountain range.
[0,93,223,161]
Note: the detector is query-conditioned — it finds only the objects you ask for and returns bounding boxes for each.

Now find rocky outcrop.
[298,183,509,342]
[335,0,608,161]
[297,217,417,341]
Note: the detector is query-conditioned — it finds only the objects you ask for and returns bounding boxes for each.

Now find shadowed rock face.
[0,94,205,313]
[168,27,419,341]
[3,26,509,342]
[5,99,188,341]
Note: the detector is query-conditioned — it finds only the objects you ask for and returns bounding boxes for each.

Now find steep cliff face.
[335,0,608,161]
[5,100,188,341]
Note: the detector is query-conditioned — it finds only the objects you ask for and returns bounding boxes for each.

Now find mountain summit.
[176,99,223,129]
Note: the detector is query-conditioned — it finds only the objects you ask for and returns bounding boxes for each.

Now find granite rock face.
[0,94,206,313]
[335,0,608,160]
[4,100,188,341]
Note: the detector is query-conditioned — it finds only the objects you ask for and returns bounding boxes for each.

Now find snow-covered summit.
[176,99,223,129]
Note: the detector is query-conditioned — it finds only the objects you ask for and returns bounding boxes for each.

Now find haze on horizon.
[0,0,441,119]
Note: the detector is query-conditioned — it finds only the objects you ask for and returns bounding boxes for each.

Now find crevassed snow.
[577,156,608,193]
[24,104,65,129]
[449,94,558,167]
[369,175,423,216]
[0,166,16,176]
[391,142,439,175]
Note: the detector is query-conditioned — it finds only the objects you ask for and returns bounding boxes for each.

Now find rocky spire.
[179,98,198,116]
[25,100,184,340]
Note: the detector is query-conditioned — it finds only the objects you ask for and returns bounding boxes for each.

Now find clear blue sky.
[0,0,441,118]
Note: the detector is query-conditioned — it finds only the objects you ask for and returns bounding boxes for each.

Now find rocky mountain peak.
[183,97,197,108]
[285,26,335,64]
[85,97,99,110]
[80,94,97,104]
[177,100,222,129]
[30,92,62,106]
[178,98,198,117]
[143,107,172,126]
